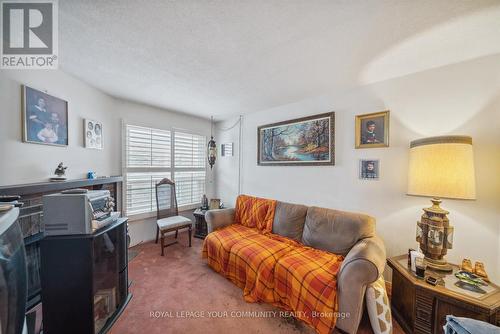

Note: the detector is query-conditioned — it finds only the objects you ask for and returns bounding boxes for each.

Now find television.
[0,207,28,334]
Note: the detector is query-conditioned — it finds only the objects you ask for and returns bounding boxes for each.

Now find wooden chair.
[155,178,192,256]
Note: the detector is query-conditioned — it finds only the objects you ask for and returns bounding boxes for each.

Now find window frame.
[122,121,207,220]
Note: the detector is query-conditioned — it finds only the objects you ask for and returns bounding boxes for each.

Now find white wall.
[0,70,115,183]
[0,69,213,244]
[215,117,243,204]
[215,54,500,282]
[0,70,213,184]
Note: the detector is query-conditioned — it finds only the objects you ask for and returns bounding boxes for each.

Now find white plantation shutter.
[124,124,206,216]
[174,132,206,206]
[126,125,171,168]
[174,171,206,206]
[174,132,205,168]
[126,172,171,215]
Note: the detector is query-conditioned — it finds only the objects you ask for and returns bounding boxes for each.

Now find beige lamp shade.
[407,136,476,200]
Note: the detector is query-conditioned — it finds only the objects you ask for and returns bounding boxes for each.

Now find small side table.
[388,255,500,333]
[193,208,208,239]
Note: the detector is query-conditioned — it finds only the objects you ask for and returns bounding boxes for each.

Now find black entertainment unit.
[0,177,123,332]
[0,177,123,311]
[41,218,131,334]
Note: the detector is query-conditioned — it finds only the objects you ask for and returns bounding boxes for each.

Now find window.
[174,131,206,206]
[124,124,206,216]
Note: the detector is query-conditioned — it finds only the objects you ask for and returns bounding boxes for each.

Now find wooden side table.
[388,255,500,333]
[193,208,208,239]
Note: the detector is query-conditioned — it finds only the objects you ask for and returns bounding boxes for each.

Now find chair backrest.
[155,178,178,220]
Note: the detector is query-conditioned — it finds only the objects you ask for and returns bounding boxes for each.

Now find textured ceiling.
[59,0,500,119]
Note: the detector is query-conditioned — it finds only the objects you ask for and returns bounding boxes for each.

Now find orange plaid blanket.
[226,233,301,303]
[202,224,259,274]
[202,195,344,334]
[274,247,344,334]
[234,194,277,233]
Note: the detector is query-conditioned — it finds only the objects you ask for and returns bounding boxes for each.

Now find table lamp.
[407,136,476,272]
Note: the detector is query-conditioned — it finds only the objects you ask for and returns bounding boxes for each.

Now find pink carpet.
[110,232,403,334]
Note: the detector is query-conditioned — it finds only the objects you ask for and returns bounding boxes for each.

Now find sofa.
[202,195,386,334]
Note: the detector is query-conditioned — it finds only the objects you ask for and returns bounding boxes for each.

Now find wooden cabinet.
[41,218,131,334]
[193,208,208,239]
[0,176,123,310]
[388,255,500,334]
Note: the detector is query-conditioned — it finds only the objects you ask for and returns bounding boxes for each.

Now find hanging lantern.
[208,116,217,169]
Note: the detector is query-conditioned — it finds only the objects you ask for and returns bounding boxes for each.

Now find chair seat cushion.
[157,215,191,230]
[202,224,259,274]
[274,247,344,334]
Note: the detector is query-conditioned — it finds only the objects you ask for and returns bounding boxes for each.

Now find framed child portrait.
[22,85,69,146]
[355,110,389,149]
[359,159,380,180]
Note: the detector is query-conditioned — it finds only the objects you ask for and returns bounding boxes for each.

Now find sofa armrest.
[205,208,235,233]
[335,235,386,334]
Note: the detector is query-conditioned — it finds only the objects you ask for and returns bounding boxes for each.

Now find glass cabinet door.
[92,227,120,334]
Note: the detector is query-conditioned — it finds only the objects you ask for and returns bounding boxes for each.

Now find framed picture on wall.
[84,119,103,149]
[355,110,389,149]
[221,143,233,157]
[359,159,380,180]
[257,112,335,166]
[22,85,68,146]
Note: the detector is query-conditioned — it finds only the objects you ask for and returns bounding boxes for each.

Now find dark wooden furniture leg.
[160,234,165,256]
[155,225,159,244]
[175,229,178,239]
[158,224,193,256]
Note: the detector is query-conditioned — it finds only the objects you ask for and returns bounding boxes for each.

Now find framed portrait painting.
[355,110,389,149]
[257,112,335,166]
[359,159,380,180]
[84,119,103,149]
[22,85,68,146]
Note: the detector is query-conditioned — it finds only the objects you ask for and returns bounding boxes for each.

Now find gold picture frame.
[355,110,390,149]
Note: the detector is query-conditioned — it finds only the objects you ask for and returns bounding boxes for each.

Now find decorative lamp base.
[416,198,455,273]
[424,256,453,272]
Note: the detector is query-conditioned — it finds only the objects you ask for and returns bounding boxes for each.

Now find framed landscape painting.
[257,112,335,166]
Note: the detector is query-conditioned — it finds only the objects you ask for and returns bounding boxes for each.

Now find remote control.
[426,276,438,286]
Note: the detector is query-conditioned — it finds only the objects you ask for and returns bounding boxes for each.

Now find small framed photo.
[355,110,389,148]
[359,159,380,180]
[84,119,103,149]
[23,85,68,146]
[209,199,221,210]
